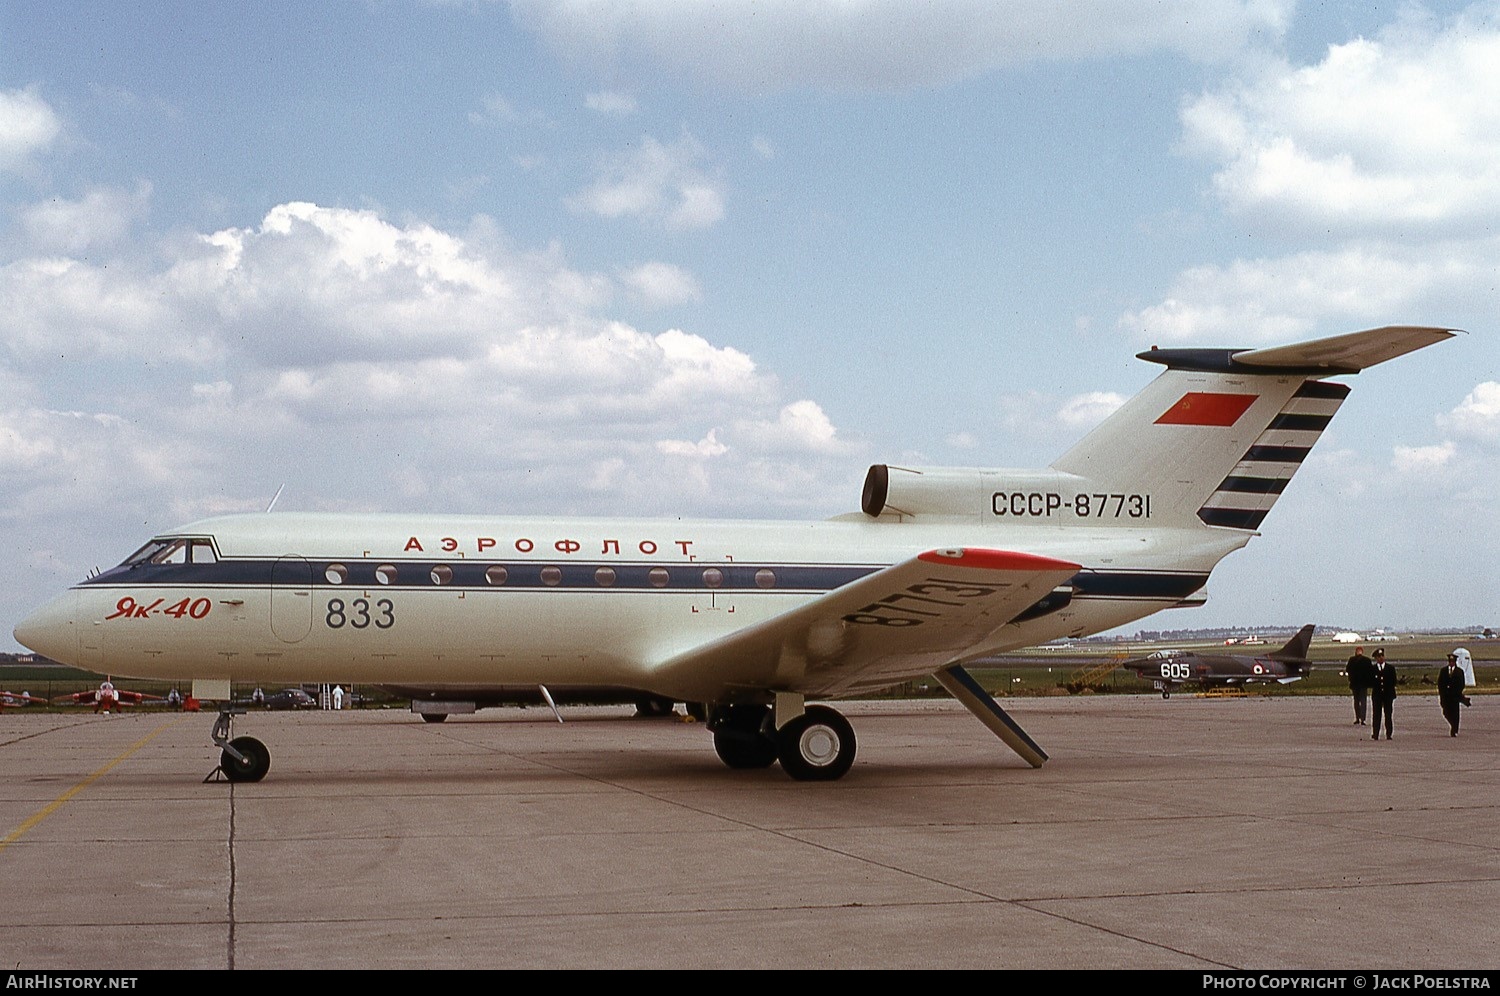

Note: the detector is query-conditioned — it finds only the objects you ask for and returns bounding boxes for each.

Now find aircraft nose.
[13,592,79,664]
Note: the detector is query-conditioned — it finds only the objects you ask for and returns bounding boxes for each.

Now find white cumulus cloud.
[511,0,1291,92]
[1391,440,1456,473]
[1182,11,1500,234]
[618,261,701,308]
[20,182,152,253]
[1120,242,1485,343]
[1057,391,1126,428]
[0,199,862,604]
[737,399,843,454]
[1439,380,1500,443]
[0,87,61,172]
[569,132,725,229]
[585,91,637,115]
[657,428,729,458]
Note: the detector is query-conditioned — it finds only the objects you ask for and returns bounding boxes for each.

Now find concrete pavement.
[2,695,1496,969]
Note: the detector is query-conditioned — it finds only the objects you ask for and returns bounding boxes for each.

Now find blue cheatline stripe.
[1069,570,1207,600]
[79,560,1210,602]
[83,560,880,592]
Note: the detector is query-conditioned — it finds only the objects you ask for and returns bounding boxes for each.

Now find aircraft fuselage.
[19,511,1242,702]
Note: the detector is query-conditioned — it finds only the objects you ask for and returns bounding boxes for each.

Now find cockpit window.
[121,537,218,566]
[154,540,190,565]
[122,540,173,566]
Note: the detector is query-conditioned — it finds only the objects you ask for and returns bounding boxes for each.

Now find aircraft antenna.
[265,484,286,513]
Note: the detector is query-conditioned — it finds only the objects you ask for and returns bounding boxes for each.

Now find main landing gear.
[632,695,678,718]
[209,706,271,783]
[708,700,857,781]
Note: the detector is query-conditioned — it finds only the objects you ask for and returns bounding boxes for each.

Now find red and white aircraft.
[0,690,47,709]
[54,679,164,714]
[13,326,1456,781]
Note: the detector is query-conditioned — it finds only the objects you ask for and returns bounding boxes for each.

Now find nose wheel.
[208,707,272,783]
[220,736,271,782]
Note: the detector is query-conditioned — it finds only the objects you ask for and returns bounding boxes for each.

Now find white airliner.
[13,326,1455,782]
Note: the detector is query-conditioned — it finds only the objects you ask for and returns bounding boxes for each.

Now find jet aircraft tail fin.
[1268,624,1316,662]
[859,327,1454,534]
[1049,327,1456,533]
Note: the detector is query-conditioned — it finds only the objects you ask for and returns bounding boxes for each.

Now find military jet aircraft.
[1122,624,1315,698]
[53,678,165,713]
[0,690,46,710]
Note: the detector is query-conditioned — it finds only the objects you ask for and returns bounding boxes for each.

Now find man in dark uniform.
[1347,646,1374,724]
[1370,648,1396,740]
[1438,652,1472,737]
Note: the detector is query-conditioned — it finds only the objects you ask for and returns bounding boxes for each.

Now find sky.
[1,0,1496,647]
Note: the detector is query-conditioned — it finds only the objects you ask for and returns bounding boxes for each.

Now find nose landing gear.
[207,707,271,783]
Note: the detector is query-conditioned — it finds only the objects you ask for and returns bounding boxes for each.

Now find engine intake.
[861,464,1088,520]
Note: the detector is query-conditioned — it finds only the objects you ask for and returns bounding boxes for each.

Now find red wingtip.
[918,548,1080,572]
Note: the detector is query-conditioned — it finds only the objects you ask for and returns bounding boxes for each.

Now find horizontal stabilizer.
[1234,326,1458,373]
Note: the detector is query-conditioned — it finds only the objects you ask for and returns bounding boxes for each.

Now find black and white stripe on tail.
[1197,380,1349,530]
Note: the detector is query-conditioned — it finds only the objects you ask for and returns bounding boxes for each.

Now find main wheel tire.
[220,736,271,783]
[420,712,448,723]
[711,704,777,769]
[776,705,856,781]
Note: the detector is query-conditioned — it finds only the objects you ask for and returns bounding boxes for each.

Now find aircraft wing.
[653,548,1079,700]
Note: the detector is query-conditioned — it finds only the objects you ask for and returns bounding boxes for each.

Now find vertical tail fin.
[1050,327,1455,532]
[1269,624,1316,662]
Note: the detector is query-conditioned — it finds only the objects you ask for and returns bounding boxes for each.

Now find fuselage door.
[72,591,102,670]
[270,556,313,643]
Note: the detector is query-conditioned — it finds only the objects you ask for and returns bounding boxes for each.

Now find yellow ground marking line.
[0,717,181,855]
